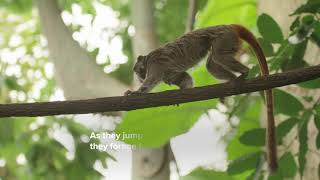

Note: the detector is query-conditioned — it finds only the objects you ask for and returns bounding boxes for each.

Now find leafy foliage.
[181,168,235,180]
[227,151,261,175]
[298,78,320,89]
[298,112,310,176]
[274,89,303,116]
[257,14,284,43]
[222,0,320,179]
[117,99,217,147]
[278,152,297,178]
[292,0,320,15]
[239,128,265,146]
[197,0,257,28]
[276,118,298,140]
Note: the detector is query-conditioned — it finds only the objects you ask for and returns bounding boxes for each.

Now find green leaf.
[246,171,262,180]
[316,133,320,149]
[226,98,262,180]
[314,113,320,130]
[227,152,261,175]
[0,118,15,145]
[197,0,257,28]
[279,152,297,177]
[311,22,320,47]
[281,40,308,71]
[314,21,320,36]
[238,118,298,147]
[181,169,235,180]
[227,99,261,159]
[258,38,274,57]
[298,117,309,176]
[257,14,284,43]
[192,65,218,86]
[311,32,320,47]
[274,89,303,116]
[247,65,260,78]
[4,76,23,91]
[301,15,315,26]
[270,41,295,71]
[224,98,263,178]
[298,78,320,89]
[239,128,265,146]
[292,0,320,15]
[316,104,320,115]
[116,99,217,147]
[281,59,307,72]
[268,173,282,180]
[274,40,294,58]
[276,118,298,140]
[290,16,300,31]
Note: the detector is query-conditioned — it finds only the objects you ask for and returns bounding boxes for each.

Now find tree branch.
[1,65,320,118]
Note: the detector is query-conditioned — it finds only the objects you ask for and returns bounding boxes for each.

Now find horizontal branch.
[1,65,320,118]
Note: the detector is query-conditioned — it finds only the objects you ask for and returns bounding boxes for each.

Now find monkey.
[124,24,277,173]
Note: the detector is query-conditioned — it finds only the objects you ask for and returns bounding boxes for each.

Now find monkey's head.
[133,55,148,82]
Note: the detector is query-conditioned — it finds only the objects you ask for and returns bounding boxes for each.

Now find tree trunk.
[258,0,320,179]
[37,0,127,101]
[130,0,170,180]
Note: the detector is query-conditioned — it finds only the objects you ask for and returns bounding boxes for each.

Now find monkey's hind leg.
[215,54,249,81]
[206,58,236,103]
[212,29,249,82]
[206,58,237,81]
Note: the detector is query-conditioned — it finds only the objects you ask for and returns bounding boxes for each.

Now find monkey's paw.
[124,90,133,96]
[124,90,143,96]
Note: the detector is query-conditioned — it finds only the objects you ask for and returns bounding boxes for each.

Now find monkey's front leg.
[125,75,161,96]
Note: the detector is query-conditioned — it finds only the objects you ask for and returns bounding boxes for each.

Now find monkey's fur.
[125,24,277,172]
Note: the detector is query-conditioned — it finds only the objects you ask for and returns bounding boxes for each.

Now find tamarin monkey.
[125,24,277,172]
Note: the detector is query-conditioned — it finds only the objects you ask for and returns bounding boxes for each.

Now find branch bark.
[0,65,319,118]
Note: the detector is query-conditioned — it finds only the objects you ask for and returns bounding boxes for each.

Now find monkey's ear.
[137,55,146,62]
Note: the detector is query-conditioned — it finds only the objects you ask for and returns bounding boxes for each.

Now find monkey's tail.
[230,24,278,173]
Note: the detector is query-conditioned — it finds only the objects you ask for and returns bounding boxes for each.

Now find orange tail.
[230,24,278,172]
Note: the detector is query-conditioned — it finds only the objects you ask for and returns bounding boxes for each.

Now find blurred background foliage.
[0,0,319,179]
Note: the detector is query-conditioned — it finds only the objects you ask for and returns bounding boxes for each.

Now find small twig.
[0,65,320,118]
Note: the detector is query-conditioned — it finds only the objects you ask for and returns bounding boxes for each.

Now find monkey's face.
[133,55,147,83]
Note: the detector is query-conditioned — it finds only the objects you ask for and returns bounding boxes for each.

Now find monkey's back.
[147,25,231,72]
